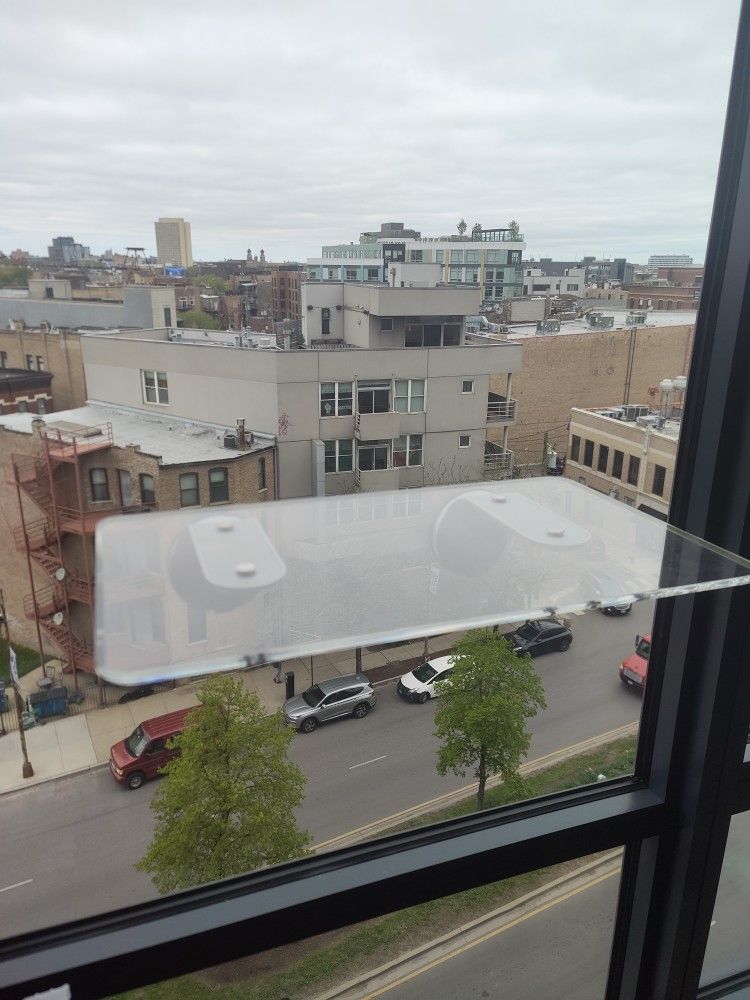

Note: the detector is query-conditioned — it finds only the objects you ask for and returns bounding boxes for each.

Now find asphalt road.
[378,812,750,999]
[0,603,652,939]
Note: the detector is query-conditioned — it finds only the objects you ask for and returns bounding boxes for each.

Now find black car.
[505,618,573,656]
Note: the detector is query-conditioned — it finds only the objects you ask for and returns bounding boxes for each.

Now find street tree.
[434,629,546,810]
[177,309,222,330]
[137,674,310,894]
[457,218,467,236]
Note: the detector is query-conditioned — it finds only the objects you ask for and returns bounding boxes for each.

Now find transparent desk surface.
[94,479,750,684]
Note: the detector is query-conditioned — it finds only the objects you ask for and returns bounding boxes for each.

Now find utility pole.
[0,590,34,778]
[542,430,550,471]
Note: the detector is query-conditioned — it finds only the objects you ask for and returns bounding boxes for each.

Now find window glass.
[405,324,422,347]
[209,467,229,503]
[258,457,267,490]
[380,318,393,331]
[583,440,594,467]
[627,455,640,486]
[450,250,463,263]
[570,435,581,462]
[139,473,156,504]
[597,445,609,473]
[89,467,109,501]
[424,324,442,347]
[435,250,444,263]
[443,324,461,346]
[652,464,666,496]
[459,433,471,448]
[701,812,750,987]
[179,472,199,507]
[462,379,474,393]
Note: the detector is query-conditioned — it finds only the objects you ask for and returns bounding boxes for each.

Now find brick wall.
[0,328,86,410]
[493,323,695,462]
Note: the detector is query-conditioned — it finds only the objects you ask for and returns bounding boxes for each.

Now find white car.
[397,655,455,704]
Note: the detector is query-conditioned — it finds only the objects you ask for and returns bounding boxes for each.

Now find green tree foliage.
[192,273,228,293]
[176,309,222,330]
[471,222,482,239]
[0,265,31,288]
[457,218,467,237]
[434,629,546,810]
[507,220,521,240]
[137,675,310,894]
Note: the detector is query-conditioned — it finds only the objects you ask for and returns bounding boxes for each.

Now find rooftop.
[504,309,697,339]
[0,403,274,465]
[573,405,682,440]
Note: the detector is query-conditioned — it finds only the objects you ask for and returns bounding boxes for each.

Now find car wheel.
[300,717,318,733]
[352,702,369,719]
[127,771,146,790]
[418,691,430,704]
[558,637,572,652]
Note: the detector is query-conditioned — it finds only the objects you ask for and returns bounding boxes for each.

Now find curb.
[0,759,109,797]
[315,849,624,1000]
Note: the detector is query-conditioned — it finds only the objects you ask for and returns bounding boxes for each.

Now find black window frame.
[570,434,581,462]
[583,438,595,467]
[6,10,750,1000]
[598,444,610,473]
[653,464,666,497]
[627,454,640,486]
[612,449,624,479]
[88,466,109,502]
[208,467,229,504]
[258,457,267,491]
[139,473,156,505]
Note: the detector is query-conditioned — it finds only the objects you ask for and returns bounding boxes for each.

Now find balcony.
[42,422,113,461]
[56,505,120,535]
[23,584,64,621]
[355,410,401,439]
[355,466,399,491]
[487,392,517,423]
[484,441,514,478]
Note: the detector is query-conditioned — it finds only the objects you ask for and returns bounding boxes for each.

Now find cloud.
[0,0,740,262]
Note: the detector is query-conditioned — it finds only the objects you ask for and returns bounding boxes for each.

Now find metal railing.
[486,393,517,421]
[23,584,64,620]
[484,442,514,472]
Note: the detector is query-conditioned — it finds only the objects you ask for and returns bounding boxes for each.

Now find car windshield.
[302,684,326,707]
[124,725,149,758]
[636,638,651,659]
[517,622,541,640]
[412,662,438,682]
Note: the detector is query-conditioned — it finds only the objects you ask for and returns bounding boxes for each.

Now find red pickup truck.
[619,633,651,690]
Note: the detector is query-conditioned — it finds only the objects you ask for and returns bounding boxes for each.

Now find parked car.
[600,599,633,616]
[109,707,194,789]
[505,618,573,656]
[282,674,376,733]
[619,633,651,690]
[397,655,455,704]
[582,570,633,615]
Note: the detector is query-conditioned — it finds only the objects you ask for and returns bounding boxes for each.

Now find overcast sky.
[0,1,741,264]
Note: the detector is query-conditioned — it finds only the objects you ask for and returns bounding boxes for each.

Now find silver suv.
[282,673,376,733]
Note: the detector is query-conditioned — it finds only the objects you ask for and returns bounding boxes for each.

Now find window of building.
[583,439,594,466]
[320,381,353,417]
[462,379,474,394]
[367,268,380,281]
[458,433,471,448]
[435,250,444,263]
[380,318,393,332]
[570,435,581,462]
[179,472,200,507]
[357,379,391,413]
[324,439,354,473]
[258,457,267,490]
[117,469,133,506]
[627,455,640,486]
[394,378,425,412]
[321,307,331,334]
[484,269,494,283]
[25,354,33,370]
[142,370,169,405]
[45,285,54,299]
[209,468,229,503]
[36,398,46,414]
[443,324,461,346]
[449,267,462,282]
[17,400,28,412]
[358,439,389,471]
[139,474,155,505]
[0,351,7,368]
[326,267,337,280]
[410,250,423,262]
[392,433,423,467]
[612,449,624,479]
[597,444,609,473]
[652,464,666,496]
[89,467,109,502]
[486,249,505,263]
[450,250,463,263]
[35,356,44,370]
[509,250,522,264]
[164,307,172,326]
[345,268,357,280]
[465,250,480,264]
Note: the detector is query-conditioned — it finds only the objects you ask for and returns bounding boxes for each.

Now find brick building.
[0,325,87,410]
[271,264,303,321]
[490,322,695,464]
[623,285,698,310]
[0,368,54,415]
[0,405,275,675]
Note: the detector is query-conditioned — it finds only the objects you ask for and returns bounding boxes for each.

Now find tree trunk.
[477,746,486,811]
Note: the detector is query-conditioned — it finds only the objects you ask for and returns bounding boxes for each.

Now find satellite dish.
[52,611,64,626]
[54,566,66,581]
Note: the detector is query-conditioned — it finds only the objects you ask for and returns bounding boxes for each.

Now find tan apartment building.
[0,405,274,669]
[564,405,678,517]
[79,284,522,499]
[271,264,303,322]
[0,325,87,410]
[154,217,193,268]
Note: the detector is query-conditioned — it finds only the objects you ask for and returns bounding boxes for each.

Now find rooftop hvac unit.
[223,430,238,449]
[600,408,624,419]
[636,415,660,428]
[622,404,650,421]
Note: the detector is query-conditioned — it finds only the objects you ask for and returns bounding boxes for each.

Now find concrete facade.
[492,323,694,464]
[0,286,178,331]
[154,217,193,268]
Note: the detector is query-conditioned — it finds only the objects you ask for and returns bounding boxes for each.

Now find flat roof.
[0,403,273,465]
[506,309,696,339]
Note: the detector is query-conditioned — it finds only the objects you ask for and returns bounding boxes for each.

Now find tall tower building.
[154,217,193,268]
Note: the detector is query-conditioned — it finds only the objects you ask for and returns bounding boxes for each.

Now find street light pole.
[0,590,34,778]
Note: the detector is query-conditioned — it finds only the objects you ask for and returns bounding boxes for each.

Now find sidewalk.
[0,633,462,795]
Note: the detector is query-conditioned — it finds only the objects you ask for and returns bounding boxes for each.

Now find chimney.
[237,418,246,449]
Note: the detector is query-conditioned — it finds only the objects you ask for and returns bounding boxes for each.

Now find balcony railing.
[42,422,113,460]
[23,584,64,621]
[355,410,401,439]
[484,442,514,477]
[487,392,517,422]
[355,466,400,491]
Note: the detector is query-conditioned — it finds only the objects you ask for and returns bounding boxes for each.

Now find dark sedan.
[505,618,573,656]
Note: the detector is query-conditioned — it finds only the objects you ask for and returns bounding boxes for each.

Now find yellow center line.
[362,867,620,999]
[312,722,636,852]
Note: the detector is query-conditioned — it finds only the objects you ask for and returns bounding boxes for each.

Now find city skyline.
[0,1,741,264]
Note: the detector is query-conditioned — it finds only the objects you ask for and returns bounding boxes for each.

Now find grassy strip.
[0,637,51,683]
[112,736,636,1000]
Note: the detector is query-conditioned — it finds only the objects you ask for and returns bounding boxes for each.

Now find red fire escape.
[7,422,118,675]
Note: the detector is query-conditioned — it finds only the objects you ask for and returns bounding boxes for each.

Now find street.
[0,604,651,939]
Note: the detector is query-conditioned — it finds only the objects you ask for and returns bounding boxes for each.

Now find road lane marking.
[362,868,620,998]
[350,755,388,770]
[0,879,33,894]
[312,721,638,852]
